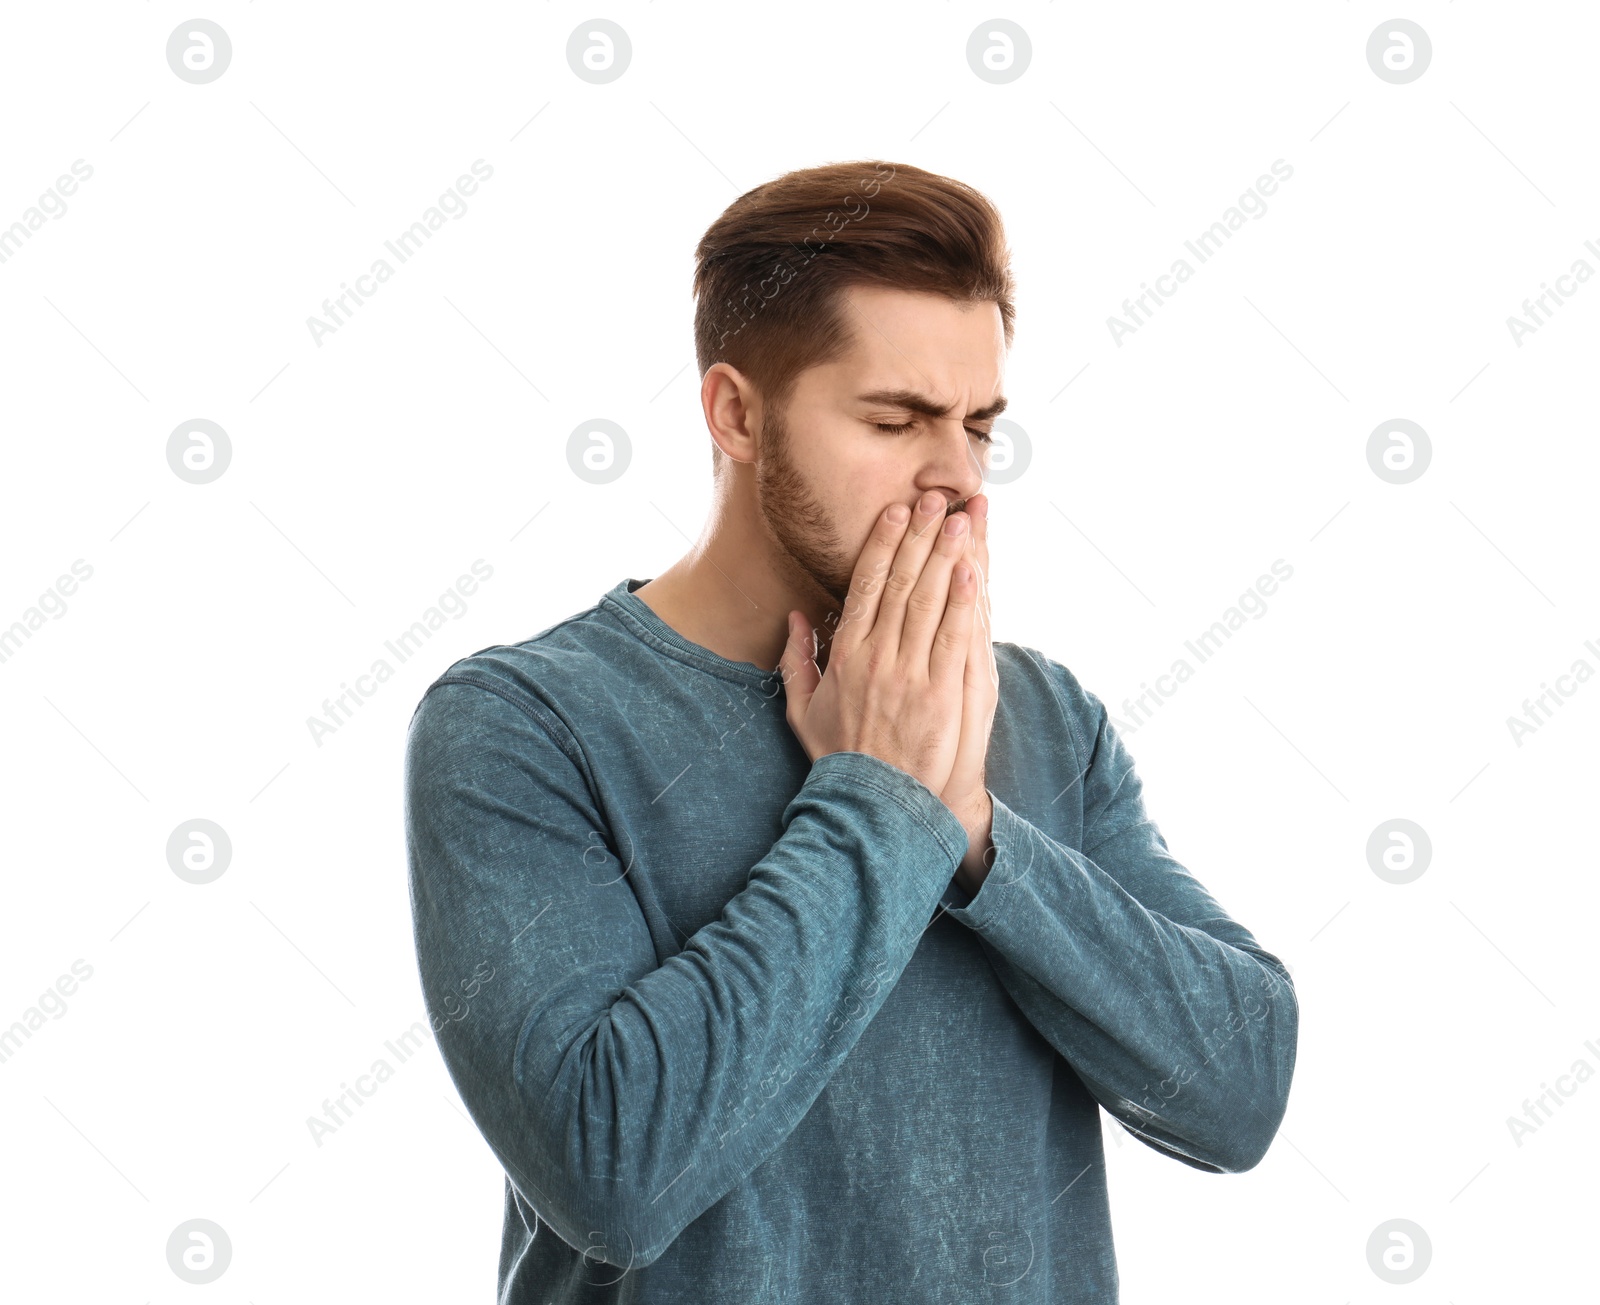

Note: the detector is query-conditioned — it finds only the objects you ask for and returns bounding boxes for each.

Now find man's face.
[752,284,1006,609]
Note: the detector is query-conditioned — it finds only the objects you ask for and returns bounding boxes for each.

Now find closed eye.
[873,420,993,444]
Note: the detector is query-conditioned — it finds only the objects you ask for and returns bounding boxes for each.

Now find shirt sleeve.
[944,670,1299,1174]
[403,677,969,1269]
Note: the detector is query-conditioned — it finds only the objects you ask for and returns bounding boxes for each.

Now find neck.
[633,470,839,675]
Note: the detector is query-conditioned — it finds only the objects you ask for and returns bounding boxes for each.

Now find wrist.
[946,789,994,885]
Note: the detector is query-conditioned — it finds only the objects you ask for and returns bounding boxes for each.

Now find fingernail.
[919,491,942,515]
[887,502,910,524]
[943,514,968,537]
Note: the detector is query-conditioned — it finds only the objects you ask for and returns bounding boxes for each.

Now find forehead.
[825,284,1005,386]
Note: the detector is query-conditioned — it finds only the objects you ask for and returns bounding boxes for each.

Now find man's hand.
[940,492,998,889]
[778,490,977,798]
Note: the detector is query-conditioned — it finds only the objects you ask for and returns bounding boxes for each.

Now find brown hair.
[692,160,1016,473]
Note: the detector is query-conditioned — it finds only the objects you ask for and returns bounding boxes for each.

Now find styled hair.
[692,160,1015,472]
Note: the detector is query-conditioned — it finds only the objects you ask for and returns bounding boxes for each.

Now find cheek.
[799,439,879,514]
[836,478,906,560]
[788,416,907,538]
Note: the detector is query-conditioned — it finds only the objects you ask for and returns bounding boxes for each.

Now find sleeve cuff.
[945,789,1031,928]
[800,751,969,870]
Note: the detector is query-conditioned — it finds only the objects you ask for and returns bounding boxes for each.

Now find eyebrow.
[856,388,1008,422]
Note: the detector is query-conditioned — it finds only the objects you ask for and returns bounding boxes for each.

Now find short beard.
[753,404,971,627]
[753,403,855,610]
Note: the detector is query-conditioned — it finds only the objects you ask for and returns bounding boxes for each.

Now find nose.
[939,422,987,506]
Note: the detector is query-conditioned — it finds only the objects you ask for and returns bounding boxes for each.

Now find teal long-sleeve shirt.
[402,577,1299,1303]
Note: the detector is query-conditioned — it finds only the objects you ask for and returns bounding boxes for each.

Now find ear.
[702,363,762,467]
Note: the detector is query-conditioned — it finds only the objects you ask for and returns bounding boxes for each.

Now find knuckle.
[851,566,883,599]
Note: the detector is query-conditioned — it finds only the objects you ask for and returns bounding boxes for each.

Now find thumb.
[777,610,821,724]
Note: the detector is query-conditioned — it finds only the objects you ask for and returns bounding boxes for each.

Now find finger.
[777,610,821,725]
[870,489,951,658]
[971,494,994,675]
[929,558,978,689]
[945,546,997,801]
[943,625,990,801]
[967,578,997,696]
[898,509,971,667]
[831,501,914,659]
[967,492,991,631]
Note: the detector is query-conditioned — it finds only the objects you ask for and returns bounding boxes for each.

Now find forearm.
[946,795,1298,1171]
[413,734,968,1268]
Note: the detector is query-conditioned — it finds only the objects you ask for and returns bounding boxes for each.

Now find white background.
[1,2,1594,1300]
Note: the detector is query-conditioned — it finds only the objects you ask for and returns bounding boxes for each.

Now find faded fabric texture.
[403,578,1299,1303]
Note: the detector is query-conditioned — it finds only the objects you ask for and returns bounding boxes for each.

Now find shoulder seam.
[423,671,590,778]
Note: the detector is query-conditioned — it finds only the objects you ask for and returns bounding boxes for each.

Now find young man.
[404,160,1298,1303]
